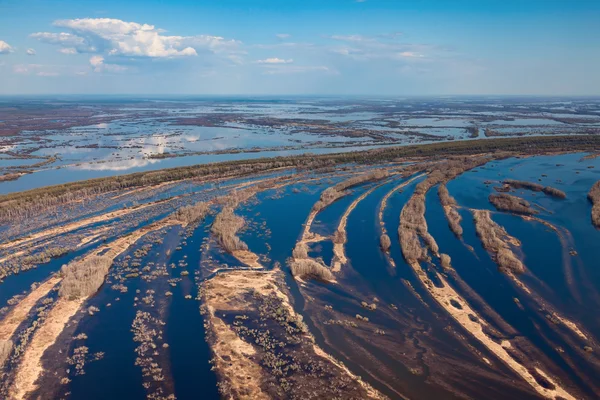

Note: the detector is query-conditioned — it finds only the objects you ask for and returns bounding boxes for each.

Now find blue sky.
[0,0,599,95]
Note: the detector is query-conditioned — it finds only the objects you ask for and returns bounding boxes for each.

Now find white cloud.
[256,58,293,64]
[59,47,78,55]
[328,34,431,61]
[30,32,94,52]
[13,64,59,76]
[89,55,127,73]
[13,64,31,74]
[275,33,290,39]
[329,34,371,43]
[12,62,89,76]
[31,18,241,60]
[26,48,36,56]
[262,65,332,75]
[89,55,104,68]
[399,51,423,58]
[36,71,59,77]
[0,40,13,54]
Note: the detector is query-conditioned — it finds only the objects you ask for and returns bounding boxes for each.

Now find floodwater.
[2,152,600,399]
[3,96,600,195]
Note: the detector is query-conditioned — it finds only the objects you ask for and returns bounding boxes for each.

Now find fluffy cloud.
[30,32,93,52]
[89,55,127,73]
[0,40,13,54]
[275,33,290,39]
[256,58,293,64]
[26,48,36,56]
[31,18,241,59]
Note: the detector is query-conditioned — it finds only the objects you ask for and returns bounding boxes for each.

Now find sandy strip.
[0,203,155,252]
[10,299,84,400]
[0,225,114,265]
[9,219,180,400]
[0,277,62,343]
[408,262,575,400]
[204,269,384,399]
[231,250,264,269]
[109,180,176,200]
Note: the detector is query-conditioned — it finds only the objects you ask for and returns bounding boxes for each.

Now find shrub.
[399,193,438,263]
[542,186,566,199]
[489,193,537,215]
[504,179,566,199]
[380,234,391,251]
[58,255,114,300]
[473,210,525,274]
[332,230,346,244]
[289,259,333,281]
[503,179,544,192]
[211,207,248,253]
[588,181,600,228]
[438,184,463,237]
[0,340,12,367]
[440,254,452,270]
[292,242,309,259]
[173,202,210,224]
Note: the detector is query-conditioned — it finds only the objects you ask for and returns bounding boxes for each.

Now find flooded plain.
[2,96,600,194]
[1,141,600,399]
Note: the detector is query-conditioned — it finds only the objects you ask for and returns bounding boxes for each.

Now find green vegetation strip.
[1,135,598,215]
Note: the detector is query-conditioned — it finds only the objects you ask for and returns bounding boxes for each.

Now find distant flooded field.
[2,96,600,194]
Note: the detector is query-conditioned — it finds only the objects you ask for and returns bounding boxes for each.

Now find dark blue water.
[164,221,219,400]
